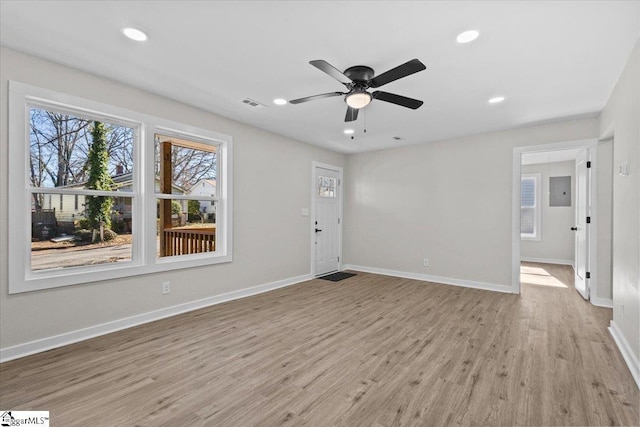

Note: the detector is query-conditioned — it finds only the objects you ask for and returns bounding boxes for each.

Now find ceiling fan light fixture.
[345,91,372,109]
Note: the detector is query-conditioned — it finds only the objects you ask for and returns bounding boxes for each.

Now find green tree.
[187,199,202,222]
[172,200,182,215]
[188,199,201,215]
[86,122,115,235]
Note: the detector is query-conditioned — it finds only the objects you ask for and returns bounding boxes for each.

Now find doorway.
[512,139,600,298]
[311,162,343,277]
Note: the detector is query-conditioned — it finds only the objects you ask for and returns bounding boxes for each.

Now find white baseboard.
[521,257,574,266]
[590,297,613,308]
[609,320,640,389]
[0,273,313,363]
[342,264,514,294]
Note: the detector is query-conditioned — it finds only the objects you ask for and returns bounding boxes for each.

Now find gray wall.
[0,48,346,349]
[344,117,599,288]
[521,161,575,264]
[599,39,639,367]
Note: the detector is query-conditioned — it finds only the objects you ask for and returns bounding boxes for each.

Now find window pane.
[31,193,133,271]
[318,176,336,198]
[156,199,216,258]
[521,178,536,207]
[154,134,217,193]
[29,107,134,191]
[521,207,535,234]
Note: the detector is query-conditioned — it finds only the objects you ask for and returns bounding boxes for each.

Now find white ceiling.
[1,1,639,153]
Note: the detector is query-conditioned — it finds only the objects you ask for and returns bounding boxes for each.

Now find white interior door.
[314,166,340,276]
[574,148,590,299]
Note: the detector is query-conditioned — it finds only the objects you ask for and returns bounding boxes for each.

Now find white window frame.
[520,173,541,241]
[151,128,225,265]
[8,81,233,294]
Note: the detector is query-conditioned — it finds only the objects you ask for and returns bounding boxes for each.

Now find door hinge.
[586,272,591,279]
[338,179,341,185]
[586,216,591,223]
[587,161,591,168]
[338,218,340,224]
[337,256,340,262]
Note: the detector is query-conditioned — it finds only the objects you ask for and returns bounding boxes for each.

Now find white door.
[314,166,341,276]
[574,148,590,299]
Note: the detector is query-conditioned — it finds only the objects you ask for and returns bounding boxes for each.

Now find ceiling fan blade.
[372,91,423,109]
[345,106,359,122]
[369,59,426,88]
[310,60,353,85]
[289,92,345,104]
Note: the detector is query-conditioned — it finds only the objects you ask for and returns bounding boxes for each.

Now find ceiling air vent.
[241,98,266,109]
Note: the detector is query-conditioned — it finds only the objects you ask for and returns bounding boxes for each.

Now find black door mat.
[318,272,356,282]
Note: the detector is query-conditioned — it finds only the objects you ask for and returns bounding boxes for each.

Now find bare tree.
[30,107,215,214]
[29,109,91,188]
[29,108,136,191]
[106,124,134,174]
[171,146,216,190]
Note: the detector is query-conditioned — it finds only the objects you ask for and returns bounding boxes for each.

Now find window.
[28,106,135,272]
[318,176,337,198]
[8,81,233,293]
[154,133,218,259]
[521,173,541,240]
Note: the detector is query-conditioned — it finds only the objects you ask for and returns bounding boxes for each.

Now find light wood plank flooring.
[1,263,638,426]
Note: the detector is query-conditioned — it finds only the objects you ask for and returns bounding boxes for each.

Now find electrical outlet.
[423,258,429,267]
[162,281,171,295]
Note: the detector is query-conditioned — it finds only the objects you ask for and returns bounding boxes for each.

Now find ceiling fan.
[290,58,426,122]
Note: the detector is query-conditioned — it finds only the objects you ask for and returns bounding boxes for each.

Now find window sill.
[11,253,232,294]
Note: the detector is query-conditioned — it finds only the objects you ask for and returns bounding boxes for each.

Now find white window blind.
[521,173,541,240]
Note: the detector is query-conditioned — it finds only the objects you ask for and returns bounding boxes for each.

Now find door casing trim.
[311,161,344,277]
[512,139,599,296]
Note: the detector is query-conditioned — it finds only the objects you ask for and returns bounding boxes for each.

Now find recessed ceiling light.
[456,30,479,44]
[343,129,354,135]
[488,96,506,104]
[273,98,287,106]
[122,27,148,42]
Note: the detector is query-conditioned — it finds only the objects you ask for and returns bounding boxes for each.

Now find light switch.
[619,162,629,177]
[301,208,309,216]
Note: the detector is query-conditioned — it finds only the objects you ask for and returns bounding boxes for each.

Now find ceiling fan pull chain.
[364,108,367,133]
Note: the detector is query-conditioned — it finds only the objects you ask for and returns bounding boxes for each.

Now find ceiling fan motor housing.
[343,66,375,87]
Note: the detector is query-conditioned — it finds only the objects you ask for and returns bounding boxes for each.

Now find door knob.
[570,227,578,231]
[315,228,322,233]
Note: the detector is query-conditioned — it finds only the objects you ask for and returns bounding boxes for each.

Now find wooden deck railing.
[162,227,215,256]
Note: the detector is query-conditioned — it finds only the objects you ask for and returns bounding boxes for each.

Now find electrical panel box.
[549,176,571,207]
